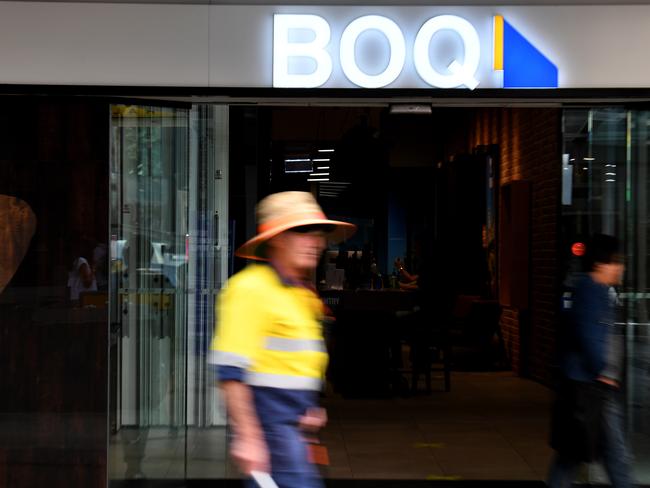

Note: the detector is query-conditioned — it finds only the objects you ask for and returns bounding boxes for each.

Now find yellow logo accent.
[493,15,504,71]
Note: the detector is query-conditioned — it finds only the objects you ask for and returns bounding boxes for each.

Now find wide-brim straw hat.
[235,191,357,261]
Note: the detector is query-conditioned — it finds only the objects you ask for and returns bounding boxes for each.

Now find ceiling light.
[308,178,330,182]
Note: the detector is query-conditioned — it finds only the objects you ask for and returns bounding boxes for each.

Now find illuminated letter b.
[273,14,333,88]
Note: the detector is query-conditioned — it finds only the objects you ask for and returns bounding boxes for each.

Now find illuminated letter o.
[340,15,406,88]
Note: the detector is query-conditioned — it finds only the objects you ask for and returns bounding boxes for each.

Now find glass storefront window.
[100,102,650,485]
[6,98,650,487]
[108,105,230,482]
[562,107,650,484]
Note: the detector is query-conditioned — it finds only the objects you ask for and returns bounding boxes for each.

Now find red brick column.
[470,108,561,383]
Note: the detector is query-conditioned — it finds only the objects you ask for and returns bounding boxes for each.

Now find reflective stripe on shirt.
[209,350,251,369]
[265,337,326,353]
[246,371,322,391]
[210,264,327,386]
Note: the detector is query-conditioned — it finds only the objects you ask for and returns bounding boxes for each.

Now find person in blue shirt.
[548,234,632,488]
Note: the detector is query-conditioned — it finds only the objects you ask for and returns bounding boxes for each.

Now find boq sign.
[273,14,481,89]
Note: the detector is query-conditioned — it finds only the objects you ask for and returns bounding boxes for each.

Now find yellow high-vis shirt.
[209,264,328,391]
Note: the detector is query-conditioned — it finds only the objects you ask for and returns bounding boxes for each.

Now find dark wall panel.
[0,99,109,488]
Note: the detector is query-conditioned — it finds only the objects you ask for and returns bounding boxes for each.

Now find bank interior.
[219,105,553,482]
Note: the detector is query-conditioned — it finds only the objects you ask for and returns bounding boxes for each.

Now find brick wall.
[468,108,561,384]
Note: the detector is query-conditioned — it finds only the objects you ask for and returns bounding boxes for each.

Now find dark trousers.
[244,421,323,488]
[548,381,633,488]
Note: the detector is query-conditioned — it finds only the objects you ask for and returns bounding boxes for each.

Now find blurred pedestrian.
[67,237,97,306]
[548,234,632,488]
[209,191,355,488]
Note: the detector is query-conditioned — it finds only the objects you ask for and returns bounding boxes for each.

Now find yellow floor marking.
[426,475,463,481]
[413,442,445,449]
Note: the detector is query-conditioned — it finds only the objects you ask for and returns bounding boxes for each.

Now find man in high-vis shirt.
[209,191,355,488]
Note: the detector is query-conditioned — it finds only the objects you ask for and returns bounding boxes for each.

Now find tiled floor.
[108,371,556,481]
[319,371,554,481]
[107,370,650,484]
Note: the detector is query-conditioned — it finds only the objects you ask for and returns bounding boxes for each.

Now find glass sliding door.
[562,107,650,485]
[626,108,650,483]
[108,104,229,482]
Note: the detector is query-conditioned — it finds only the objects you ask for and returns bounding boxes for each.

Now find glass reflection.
[109,105,190,480]
[108,105,229,482]
[0,100,109,487]
[562,107,650,484]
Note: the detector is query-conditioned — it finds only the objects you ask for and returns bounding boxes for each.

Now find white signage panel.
[0,3,648,88]
[209,5,650,90]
